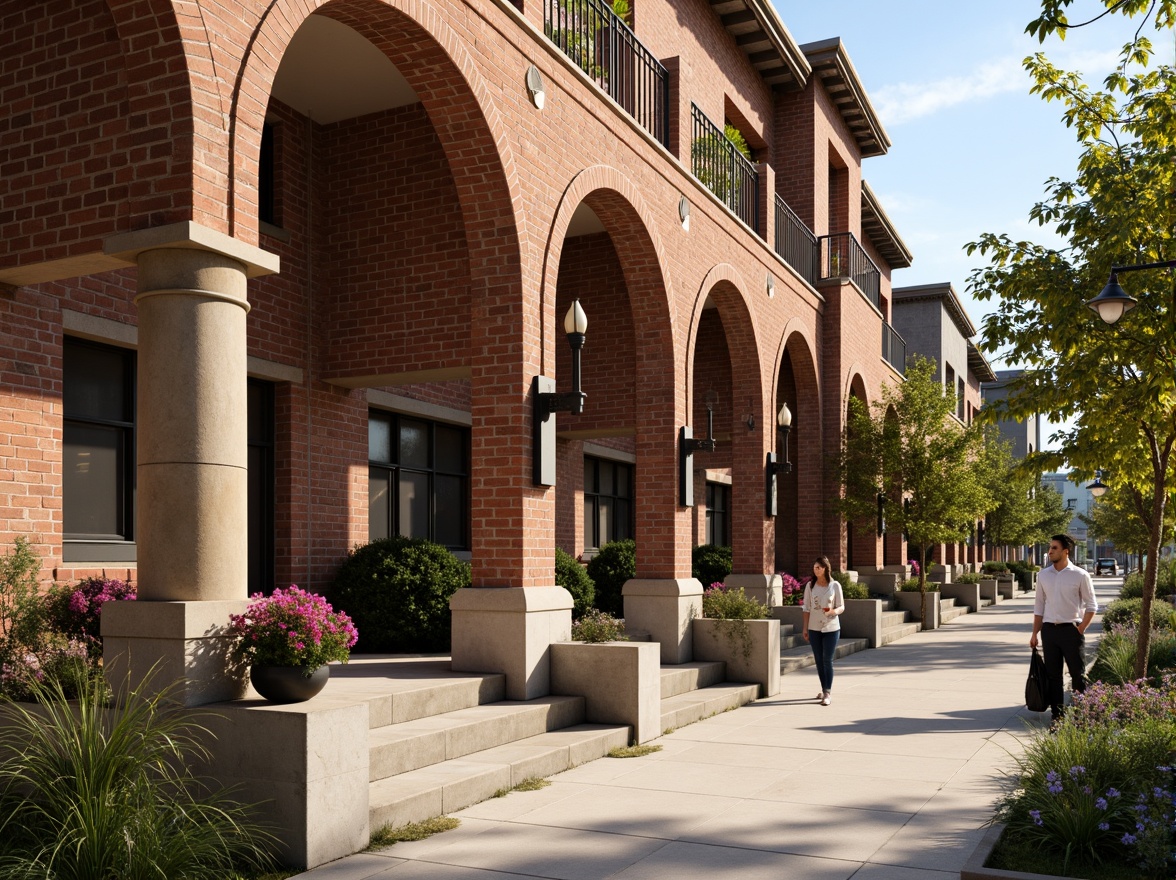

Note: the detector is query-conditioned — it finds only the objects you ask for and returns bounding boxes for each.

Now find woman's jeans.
[810,629,839,693]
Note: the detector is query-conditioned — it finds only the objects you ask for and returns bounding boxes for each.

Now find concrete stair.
[880,606,920,645]
[779,635,869,673]
[659,661,758,731]
[940,596,970,624]
[353,653,767,834]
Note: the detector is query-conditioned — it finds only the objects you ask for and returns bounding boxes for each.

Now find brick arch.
[544,166,685,579]
[230,0,523,256]
[685,264,760,410]
[104,0,232,232]
[774,325,821,573]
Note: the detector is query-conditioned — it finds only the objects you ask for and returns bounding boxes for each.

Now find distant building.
[982,369,1043,459]
[1040,472,1092,563]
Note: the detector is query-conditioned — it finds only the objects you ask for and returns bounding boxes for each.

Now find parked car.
[1095,558,1119,576]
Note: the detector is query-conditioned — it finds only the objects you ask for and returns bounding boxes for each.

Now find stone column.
[100,223,279,706]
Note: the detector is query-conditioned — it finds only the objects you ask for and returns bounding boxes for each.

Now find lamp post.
[1086,259,1176,325]
[1087,469,1108,498]
[533,300,588,485]
[766,402,792,516]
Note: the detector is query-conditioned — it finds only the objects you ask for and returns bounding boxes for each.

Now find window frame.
[367,410,471,550]
[582,455,635,552]
[704,481,731,547]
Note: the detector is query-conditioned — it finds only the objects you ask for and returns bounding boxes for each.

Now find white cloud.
[873,47,1123,126]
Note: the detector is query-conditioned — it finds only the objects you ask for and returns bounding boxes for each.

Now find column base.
[449,587,573,700]
[102,599,249,707]
[622,578,703,664]
[724,573,782,609]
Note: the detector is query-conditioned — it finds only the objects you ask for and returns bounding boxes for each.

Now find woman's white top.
[803,580,844,633]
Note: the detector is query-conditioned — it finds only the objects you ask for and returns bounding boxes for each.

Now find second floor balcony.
[543,0,670,147]
[690,104,758,231]
[818,232,881,310]
[774,194,817,285]
[882,321,906,375]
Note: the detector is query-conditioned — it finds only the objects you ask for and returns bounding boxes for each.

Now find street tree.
[967,0,1175,677]
[1080,481,1176,565]
[837,357,993,626]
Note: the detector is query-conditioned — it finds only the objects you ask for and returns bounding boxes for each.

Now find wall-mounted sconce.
[525,64,546,110]
[533,300,588,485]
[876,491,886,537]
[765,402,792,516]
[679,390,718,506]
[679,196,691,232]
[766,274,775,298]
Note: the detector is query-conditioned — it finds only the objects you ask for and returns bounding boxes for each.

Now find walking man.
[1030,534,1097,723]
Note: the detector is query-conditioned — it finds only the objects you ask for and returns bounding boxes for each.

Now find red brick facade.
[2,0,918,593]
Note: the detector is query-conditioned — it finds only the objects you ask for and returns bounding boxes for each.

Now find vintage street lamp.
[1087,470,1108,498]
[1087,259,1176,325]
[766,402,792,516]
[533,300,588,485]
[680,390,719,506]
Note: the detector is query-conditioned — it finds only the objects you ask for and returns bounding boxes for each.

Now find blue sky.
[774,1,1143,450]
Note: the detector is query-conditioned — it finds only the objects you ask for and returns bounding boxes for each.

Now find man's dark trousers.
[1042,622,1086,720]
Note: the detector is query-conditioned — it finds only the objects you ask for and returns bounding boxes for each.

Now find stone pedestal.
[622,578,703,664]
[102,599,250,706]
[724,573,782,609]
[693,618,781,697]
[551,641,660,743]
[450,586,573,700]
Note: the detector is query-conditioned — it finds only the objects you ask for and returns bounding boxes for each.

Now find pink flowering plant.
[44,576,136,660]
[779,572,804,606]
[229,586,358,675]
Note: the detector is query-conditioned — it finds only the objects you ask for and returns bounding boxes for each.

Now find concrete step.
[781,632,807,650]
[659,661,725,699]
[660,682,758,732]
[881,610,908,628]
[322,657,506,728]
[779,637,869,674]
[879,621,921,645]
[940,604,970,624]
[369,723,629,831]
[368,696,585,782]
[979,598,994,607]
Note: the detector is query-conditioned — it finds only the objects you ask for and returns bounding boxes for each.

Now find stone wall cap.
[622,578,704,597]
[101,598,248,638]
[104,221,280,278]
[449,586,573,613]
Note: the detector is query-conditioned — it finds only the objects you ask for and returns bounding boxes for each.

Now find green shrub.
[982,561,1009,574]
[1090,627,1176,685]
[701,584,769,620]
[329,536,469,653]
[842,581,870,600]
[555,548,594,619]
[1102,597,1176,632]
[1120,570,1145,599]
[691,544,732,590]
[955,572,982,584]
[571,609,627,643]
[831,571,853,590]
[900,578,939,592]
[0,672,276,877]
[585,539,635,616]
[0,537,44,656]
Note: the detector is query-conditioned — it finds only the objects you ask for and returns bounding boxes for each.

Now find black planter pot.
[250,664,330,704]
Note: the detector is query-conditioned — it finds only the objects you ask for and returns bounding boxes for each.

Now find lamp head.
[1086,272,1137,325]
[777,402,792,429]
[1087,474,1108,498]
[564,299,588,336]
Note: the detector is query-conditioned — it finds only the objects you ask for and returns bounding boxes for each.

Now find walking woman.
[802,556,844,706]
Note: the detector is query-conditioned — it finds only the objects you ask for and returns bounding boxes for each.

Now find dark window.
[247,379,275,593]
[583,456,634,551]
[63,339,136,562]
[368,411,469,549]
[957,378,966,421]
[259,122,276,226]
[705,482,730,547]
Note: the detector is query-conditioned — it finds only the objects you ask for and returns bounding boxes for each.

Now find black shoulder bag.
[1025,646,1049,712]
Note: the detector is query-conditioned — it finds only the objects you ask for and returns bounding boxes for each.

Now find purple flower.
[1096,797,1108,810]
[1107,788,1121,798]
[1069,766,1085,778]
[1098,822,1110,831]
[1121,833,1136,845]
[1046,771,1060,784]
[1029,809,1042,826]
[1048,782,1063,795]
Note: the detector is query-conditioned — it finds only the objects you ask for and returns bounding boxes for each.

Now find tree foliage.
[980,439,1069,555]
[1080,482,1176,559]
[837,357,994,624]
[967,0,1176,677]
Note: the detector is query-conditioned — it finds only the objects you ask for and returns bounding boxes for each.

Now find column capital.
[104,221,280,279]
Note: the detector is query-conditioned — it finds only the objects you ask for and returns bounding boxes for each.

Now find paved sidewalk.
[293,581,1118,880]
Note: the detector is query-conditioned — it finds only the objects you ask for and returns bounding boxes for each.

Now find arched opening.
[774,333,819,578]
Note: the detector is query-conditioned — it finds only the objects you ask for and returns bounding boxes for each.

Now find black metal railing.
[882,321,906,375]
[818,232,881,310]
[690,104,758,231]
[543,0,670,147]
[774,194,817,285]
